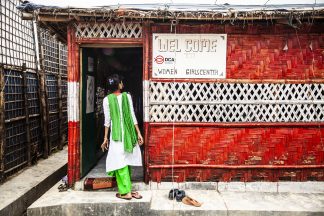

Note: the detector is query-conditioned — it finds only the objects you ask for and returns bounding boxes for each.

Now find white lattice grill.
[74,23,142,38]
[149,82,324,122]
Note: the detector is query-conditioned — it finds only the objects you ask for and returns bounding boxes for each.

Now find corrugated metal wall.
[0,0,67,182]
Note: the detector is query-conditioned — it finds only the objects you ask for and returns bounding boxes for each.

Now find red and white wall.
[67,21,324,185]
[145,23,324,182]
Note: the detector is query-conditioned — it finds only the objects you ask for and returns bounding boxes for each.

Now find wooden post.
[0,65,5,182]
[37,30,49,158]
[58,42,63,150]
[22,63,32,165]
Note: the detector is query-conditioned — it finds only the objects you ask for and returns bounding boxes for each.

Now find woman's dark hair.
[107,74,123,93]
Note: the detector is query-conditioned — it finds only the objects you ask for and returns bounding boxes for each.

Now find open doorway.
[80,46,143,182]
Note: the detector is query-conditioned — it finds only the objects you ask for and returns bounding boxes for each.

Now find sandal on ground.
[131,191,143,199]
[168,189,186,201]
[182,196,202,207]
[58,183,68,192]
[175,190,186,202]
[116,193,132,200]
[168,189,179,200]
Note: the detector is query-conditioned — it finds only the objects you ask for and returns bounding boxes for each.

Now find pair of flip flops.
[181,196,202,207]
[58,175,69,192]
[116,191,143,200]
[168,189,202,207]
[168,189,186,201]
[58,183,68,192]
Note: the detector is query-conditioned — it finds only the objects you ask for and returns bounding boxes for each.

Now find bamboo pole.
[0,65,5,182]
[58,42,63,150]
[22,63,32,165]
[150,78,324,84]
[142,21,150,183]
[37,29,50,158]
[4,116,26,123]
[150,122,324,127]
[149,164,324,169]
[32,12,324,22]
[150,100,324,105]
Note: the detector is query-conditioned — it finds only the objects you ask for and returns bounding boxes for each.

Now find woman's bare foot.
[116,192,132,200]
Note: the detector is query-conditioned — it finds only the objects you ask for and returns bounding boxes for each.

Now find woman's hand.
[134,124,144,146]
[101,138,109,152]
[138,133,144,146]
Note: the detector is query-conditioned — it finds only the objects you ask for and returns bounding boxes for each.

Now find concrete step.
[28,182,324,216]
[0,147,67,216]
[74,155,144,191]
[150,190,324,216]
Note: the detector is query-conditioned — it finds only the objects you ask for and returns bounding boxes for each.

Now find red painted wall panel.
[226,34,324,79]
[147,126,324,182]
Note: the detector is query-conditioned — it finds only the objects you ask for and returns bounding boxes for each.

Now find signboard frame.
[152,33,227,79]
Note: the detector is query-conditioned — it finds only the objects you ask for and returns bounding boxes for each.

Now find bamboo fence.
[0,0,67,182]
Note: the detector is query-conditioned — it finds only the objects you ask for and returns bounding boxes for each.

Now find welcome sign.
[152,34,227,79]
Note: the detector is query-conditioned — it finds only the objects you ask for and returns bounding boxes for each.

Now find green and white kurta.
[103,94,142,174]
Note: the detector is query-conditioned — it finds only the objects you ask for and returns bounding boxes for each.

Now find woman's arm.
[134,124,144,145]
[101,96,111,152]
[101,126,110,152]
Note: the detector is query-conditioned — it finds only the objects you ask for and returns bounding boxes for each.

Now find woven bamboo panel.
[227,34,324,79]
[148,126,324,182]
[150,167,324,182]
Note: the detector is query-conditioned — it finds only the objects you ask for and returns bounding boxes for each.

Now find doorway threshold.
[74,153,144,191]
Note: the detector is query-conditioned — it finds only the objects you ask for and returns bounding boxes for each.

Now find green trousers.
[108,166,132,195]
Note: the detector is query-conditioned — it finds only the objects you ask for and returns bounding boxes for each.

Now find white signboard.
[86,75,95,113]
[152,34,227,79]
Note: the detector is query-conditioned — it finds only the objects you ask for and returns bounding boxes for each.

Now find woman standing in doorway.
[101,74,144,200]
